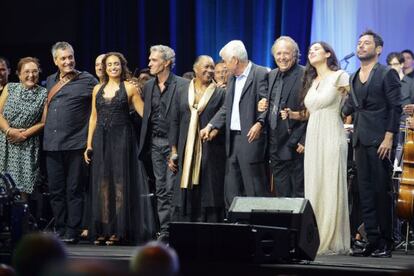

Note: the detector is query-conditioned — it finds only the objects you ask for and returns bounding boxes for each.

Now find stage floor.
[66,244,414,275]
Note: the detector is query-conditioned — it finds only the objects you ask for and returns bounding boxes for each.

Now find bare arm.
[0,85,10,132]
[84,85,100,164]
[0,85,27,143]
[126,82,144,117]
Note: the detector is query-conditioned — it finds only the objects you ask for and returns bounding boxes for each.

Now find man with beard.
[343,30,401,258]
[139,45,189,242]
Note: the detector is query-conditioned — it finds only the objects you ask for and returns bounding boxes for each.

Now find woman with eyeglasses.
[0,57,47,201]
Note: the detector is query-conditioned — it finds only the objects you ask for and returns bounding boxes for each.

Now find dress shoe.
[55,230,66,238]
[157,233,169,244]
[350,243,376,257]
[371,246,392,258]
[353,239,367,249]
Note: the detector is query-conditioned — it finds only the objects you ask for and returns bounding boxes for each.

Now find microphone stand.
[343,59,350,71]
[340,53,354,71]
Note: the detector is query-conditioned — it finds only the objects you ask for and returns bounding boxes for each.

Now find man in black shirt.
[258,36,306,197]
[44,42,97,243]
[343,31,401,258]
[139,45,188,242]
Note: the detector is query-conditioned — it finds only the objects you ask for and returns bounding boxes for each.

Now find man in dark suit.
[138,45,189,242]
[343,30,401,258]
[258,36,306,197]
[200,40,269,209]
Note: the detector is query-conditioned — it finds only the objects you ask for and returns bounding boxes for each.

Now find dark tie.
[270,74,284,130]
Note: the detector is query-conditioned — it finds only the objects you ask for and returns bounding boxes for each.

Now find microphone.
[171,153,179,165]
[341,52,355,61]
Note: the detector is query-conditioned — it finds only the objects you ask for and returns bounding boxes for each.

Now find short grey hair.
[150,45,176,69]
[271,36,301,64]
[51,42,74,59]
[219,40,248,62]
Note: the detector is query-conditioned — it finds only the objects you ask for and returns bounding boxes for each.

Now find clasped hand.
[7,128,27,144]
[200,126,219,142]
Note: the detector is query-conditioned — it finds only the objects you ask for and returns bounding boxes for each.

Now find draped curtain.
[77,0,313,74]
[311,0,414,73]
[2,0,313,77]
[195,0,313,68]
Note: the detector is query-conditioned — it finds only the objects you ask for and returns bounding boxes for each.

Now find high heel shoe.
[94,236,106,246]
[105,235,120,246]
[80,229,88,240]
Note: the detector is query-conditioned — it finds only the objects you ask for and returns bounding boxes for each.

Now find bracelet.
[4,127,11,137]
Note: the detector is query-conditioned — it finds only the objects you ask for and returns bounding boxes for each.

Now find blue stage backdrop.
[2,0,312,77]
[3,0,414,78]
[195,0,313,69]
[75,0,313,75]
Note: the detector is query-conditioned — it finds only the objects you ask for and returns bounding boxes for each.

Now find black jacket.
[169,83,226,207]
[342,63,401,147]
[138,73,189,159]
[210,62,268,163]
[264,64,307,160]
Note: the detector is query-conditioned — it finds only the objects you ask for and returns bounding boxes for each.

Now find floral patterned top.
[0,82,47,193]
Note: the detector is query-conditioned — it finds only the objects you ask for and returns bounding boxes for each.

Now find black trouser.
[354,144,393,247]
[270,157,304,197]
[151,136,175,238]
[46,150,85,237]
[224,131,268,209]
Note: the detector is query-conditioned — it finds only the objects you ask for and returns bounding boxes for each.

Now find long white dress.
[304,69,350,255]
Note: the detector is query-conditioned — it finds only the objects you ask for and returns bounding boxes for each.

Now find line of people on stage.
[1,29,413,257]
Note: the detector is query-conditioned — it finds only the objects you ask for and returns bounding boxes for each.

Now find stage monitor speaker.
[228,197,319,261]
[169,222,293,263]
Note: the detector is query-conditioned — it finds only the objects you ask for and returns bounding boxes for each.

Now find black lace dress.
[90,82,154,244]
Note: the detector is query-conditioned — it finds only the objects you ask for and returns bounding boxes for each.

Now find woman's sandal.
[94,236,106,246]
[80,229,88,240]
[105,235,120,246]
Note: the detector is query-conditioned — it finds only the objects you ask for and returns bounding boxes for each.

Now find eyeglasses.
[21,70,39,76]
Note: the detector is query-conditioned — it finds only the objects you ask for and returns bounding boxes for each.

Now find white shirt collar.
[236,61,252,79]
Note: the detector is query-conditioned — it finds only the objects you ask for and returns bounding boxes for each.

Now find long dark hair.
[300,41,340,106]
[102,52,131,83]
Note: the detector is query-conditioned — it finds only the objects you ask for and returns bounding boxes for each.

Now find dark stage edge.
[66,244,414,275]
